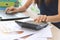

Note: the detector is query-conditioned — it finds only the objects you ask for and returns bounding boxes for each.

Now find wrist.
[18,6,27,12]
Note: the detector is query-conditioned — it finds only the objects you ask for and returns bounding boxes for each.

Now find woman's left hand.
[34,15,47,23]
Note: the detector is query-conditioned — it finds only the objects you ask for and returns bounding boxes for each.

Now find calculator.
[15,21,48,30]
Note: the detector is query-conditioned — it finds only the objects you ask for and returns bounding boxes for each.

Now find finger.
[34,16,41,23]
[5,7,10,12]
[34,18,38,23]
[6,8,16,14]
[9,7,15,11]
[5,7,11,13]
[37,16,41,23]
[34,17,38,21]
[34,15,42,23]
[42,15,47,22]
[11,9,18,13]
[39,15,44,23]
[7,7,15,12]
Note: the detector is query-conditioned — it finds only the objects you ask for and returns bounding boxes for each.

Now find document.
[0,21,35,37]
[0,33,47,40]
[17,18,34,22]
[17,18,52,38]
[26,25,52,38]
[25,37,47,40]
[0,21,21,32]
[0,21,52,40]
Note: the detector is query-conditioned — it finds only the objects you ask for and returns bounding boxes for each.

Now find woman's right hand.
[6,6,19,14]
[6,6,26,14]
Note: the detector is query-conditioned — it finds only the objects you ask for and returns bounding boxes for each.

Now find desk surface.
[24,10,60,40]
[48,26,60,40]
[0,10,59,40]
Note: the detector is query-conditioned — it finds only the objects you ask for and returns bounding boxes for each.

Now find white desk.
[0,10,60,40]
[48,25,60,40]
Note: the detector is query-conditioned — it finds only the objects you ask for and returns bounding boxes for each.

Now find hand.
[6,6,26,14]
[6,6,18,14]
[34,15,47,23]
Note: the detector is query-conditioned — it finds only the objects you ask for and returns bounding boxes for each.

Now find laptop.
[0,11,29,21]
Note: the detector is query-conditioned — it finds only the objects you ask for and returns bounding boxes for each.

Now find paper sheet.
[0,21,36,38]
[17,18,52,37]
[0,21,52,40]
[0,21,34,32]
[26,25,52,38]
[17,18,34,22]
[0,21,21,32]
[0,33,47,40]
[25,37,47,40]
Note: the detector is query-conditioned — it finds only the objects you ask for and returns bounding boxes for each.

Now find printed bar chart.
[0,0,19,10]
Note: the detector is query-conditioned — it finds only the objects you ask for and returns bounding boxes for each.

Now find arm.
[6,0,33,13]
[18,0,33,12]
[34,0,60,23]
[46,0,60,22]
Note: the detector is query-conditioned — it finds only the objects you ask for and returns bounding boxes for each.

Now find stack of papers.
[0,20,52,40]
[17,18,53,40]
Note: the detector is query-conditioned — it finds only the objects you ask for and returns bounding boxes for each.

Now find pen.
[4,31,24,34]
[20,34,34,39]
